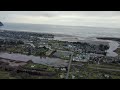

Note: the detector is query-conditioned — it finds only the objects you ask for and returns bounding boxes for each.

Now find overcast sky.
[0,11,120,28]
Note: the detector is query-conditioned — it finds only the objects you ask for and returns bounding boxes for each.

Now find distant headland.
[0,22,3,26]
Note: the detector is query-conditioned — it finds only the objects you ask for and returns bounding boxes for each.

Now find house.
[54,66,67,71]
[89,53,104,57]
[25,43,35,48]
[38,44,51,50]
[61,68,66,71]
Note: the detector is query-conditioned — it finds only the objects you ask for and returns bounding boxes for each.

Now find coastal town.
[0,21,120,79]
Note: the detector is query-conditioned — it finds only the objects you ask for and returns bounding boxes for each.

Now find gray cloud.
[0,11,120,28]
[1,11,120,17]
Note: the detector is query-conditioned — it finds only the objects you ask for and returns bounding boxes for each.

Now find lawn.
[0,70,16,79]
[23,63,57,72]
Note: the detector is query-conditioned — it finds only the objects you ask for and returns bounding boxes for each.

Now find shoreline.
[96,37,120,57]
[1,29,120,57]
[1,29,120,42]
[97,37,120,42]
[0,29,75,37]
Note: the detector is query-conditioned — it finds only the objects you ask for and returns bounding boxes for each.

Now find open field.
[70,63,120,79]
[0,69,16,79]
[0,60,66,79]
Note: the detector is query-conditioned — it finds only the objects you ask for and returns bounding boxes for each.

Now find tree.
[99,44,104,51]
[103,52,107,56]
[17,40,24,44]
[43,46,47,49]
[27,47,32,55]
[99,44,109,51]
[104,45,109,50]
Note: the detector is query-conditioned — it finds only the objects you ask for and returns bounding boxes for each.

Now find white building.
[73,53,90,62]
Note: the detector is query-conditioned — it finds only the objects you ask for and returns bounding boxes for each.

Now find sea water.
[1,22,120,38]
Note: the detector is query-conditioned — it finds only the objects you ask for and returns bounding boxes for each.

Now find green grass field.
[0,70,16,79]
[70,63,120,79]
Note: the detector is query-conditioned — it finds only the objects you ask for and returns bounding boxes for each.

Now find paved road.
[66,54,73,79]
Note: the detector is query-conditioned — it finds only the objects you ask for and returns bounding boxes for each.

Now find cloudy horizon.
[0,11,120,28]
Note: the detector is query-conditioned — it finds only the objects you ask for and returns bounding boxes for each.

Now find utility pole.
[66,53,73,79]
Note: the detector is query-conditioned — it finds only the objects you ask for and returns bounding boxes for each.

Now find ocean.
[1,22,120,38]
